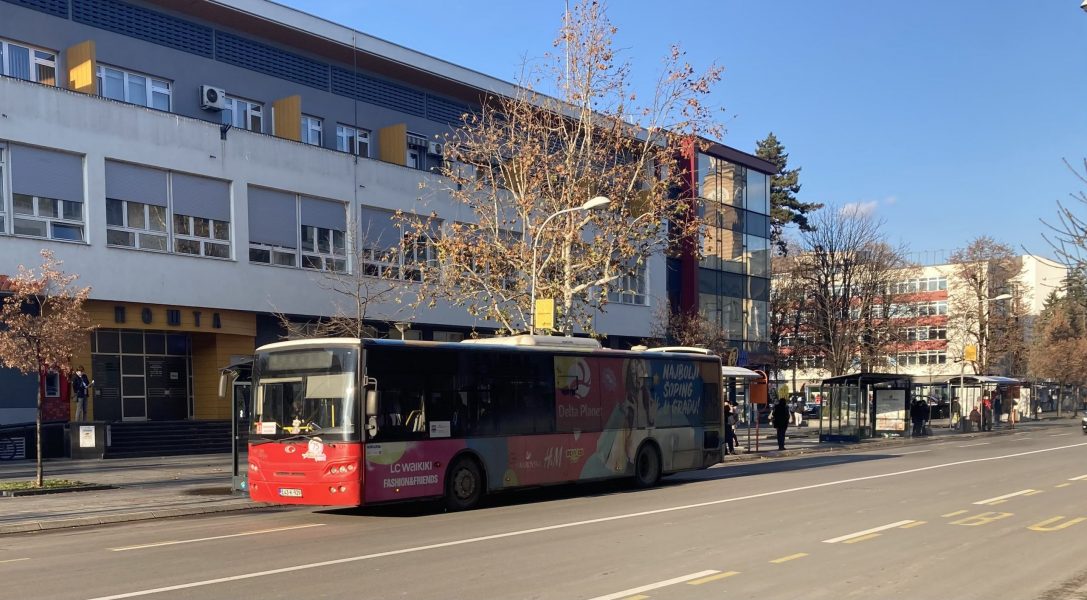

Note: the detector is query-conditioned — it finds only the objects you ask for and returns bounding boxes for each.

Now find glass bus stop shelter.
[943,375,1021,431]
[819,373,912,443]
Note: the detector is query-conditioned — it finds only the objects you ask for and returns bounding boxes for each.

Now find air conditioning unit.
[427,141,443,156]
[200,85,227,111]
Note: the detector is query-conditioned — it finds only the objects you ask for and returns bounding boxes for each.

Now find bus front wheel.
[633,443,661,488]
[445,456,484,511]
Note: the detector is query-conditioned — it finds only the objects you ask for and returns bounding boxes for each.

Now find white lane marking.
[822,520,915,544]
[1051,433,1072,437]
[0,558,30,564]
[85,441,1087,600]
[898,450,931,455]
[109,524,325,552]
[959,443,990,447]
[585,571,720,600]
[973,490,1037,505]
[1070,474,1087,481]
[1012,437,1031,441]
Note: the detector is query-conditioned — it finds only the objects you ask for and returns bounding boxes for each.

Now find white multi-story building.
[782,254,1065,393]
[0,0,775,441]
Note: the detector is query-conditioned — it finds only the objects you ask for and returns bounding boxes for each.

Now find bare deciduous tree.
[401,0,723,335]
[0,250,92,486]
[1041,158,1087,273]
[793,207,912,377]
[274,220,402,340]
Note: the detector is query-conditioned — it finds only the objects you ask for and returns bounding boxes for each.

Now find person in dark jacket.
[910,398,930,436]
[71,366,92,421]
[771,398,791,450]
[723,402,737,456]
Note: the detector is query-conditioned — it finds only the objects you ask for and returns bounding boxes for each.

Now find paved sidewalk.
[0,454,275,534]
[0,417,1073,535]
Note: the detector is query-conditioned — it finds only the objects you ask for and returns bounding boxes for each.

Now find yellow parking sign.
[534,298,555,330]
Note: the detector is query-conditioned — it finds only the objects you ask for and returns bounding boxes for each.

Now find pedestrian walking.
[910,397,929,436]
[792,397,804,427]
[771,397,791,450]
[71,366,92,421]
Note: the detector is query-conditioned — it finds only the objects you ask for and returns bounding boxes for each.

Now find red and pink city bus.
[246,335,723,510]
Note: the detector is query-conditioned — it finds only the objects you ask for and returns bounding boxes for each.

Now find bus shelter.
[819,373,912,443]
[943,375,1021,431]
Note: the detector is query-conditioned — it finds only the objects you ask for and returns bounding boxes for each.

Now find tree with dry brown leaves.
[401,0,723,335]
[1041,158,1087,273]
[947,237,1027,376]
[0,250,92,486]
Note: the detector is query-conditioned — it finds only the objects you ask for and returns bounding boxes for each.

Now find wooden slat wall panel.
[83,301,255,337]
[192,334,255,420]
[378,123,407,166]
[272,95,302,142]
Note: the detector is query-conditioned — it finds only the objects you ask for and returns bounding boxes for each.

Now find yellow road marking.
[843,533,881,544]
[1025,490,1044,496]
[1070,474,1087,481]
[1028,517,1087,532]
[770,553,808,564]
[950,511,1014,527]
[899,521,927,529]
[942,510,968,518]
[687,571,740,585]
[1056,483,1072,488]
[623,596,650,600]
[0,558,30,564]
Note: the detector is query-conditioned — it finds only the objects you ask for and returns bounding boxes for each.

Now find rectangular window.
[0,39,56,84]
[301,115,322,146]
[223,96,263,132]
[608,262,648,306]
[359,207,439,281]
[10,146,85,242]
[105,161,170,251]
[301,197,347,272]
[248,186,298,267]
[45,371,60,397]
[0,144,5,234]
[95,64,172,110]
[406,132,428,170]
[336,125,370,157]
[171,173,232,259]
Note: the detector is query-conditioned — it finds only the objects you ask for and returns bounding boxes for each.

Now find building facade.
[780,254,1066,394]
[0,0,773,427]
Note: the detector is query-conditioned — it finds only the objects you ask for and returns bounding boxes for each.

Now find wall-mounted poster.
[875,389,907,433]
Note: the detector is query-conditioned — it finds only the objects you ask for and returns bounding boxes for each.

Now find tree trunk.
[36,370,44,488]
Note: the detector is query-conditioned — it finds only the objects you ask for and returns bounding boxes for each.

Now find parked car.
[927,397,950,419]
[803,402,821,419]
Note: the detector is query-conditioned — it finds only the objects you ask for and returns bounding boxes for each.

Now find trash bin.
[69,422,108,459]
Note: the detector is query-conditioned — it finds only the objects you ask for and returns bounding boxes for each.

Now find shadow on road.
[317,452,900,519]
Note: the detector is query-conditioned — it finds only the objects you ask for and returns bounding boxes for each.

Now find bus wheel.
[445,457,484,511]
[633,443,661,488]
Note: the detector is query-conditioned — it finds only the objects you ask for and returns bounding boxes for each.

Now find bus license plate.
[278,488,303,498]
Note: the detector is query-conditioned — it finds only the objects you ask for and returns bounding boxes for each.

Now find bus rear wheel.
[445,456,484,511]
[633,443,661,488]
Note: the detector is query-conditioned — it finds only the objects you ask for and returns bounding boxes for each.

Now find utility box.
[69,422,108,459]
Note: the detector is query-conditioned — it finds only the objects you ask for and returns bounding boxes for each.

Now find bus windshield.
[251,346,359,442]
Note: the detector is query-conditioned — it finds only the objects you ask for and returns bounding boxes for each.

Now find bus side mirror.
[365,389,379,438]
[218,372,229,399]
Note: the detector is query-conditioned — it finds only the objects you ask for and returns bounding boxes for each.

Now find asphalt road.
[3,421,1085,600]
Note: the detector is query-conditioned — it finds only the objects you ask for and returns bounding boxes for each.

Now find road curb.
[0,501,275,535]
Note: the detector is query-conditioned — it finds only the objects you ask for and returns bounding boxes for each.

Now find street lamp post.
[529,196,611,335]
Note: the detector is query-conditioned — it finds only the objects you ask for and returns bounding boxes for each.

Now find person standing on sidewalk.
[71,366,92,422]
[771,398,791,450]
[981,396,994,431]
[910,397,929,437]
[723,402,737,455]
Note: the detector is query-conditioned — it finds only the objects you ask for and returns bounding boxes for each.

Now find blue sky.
[280,0,1086,262]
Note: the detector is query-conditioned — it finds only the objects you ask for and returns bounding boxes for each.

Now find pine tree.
[756,133,823,255]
